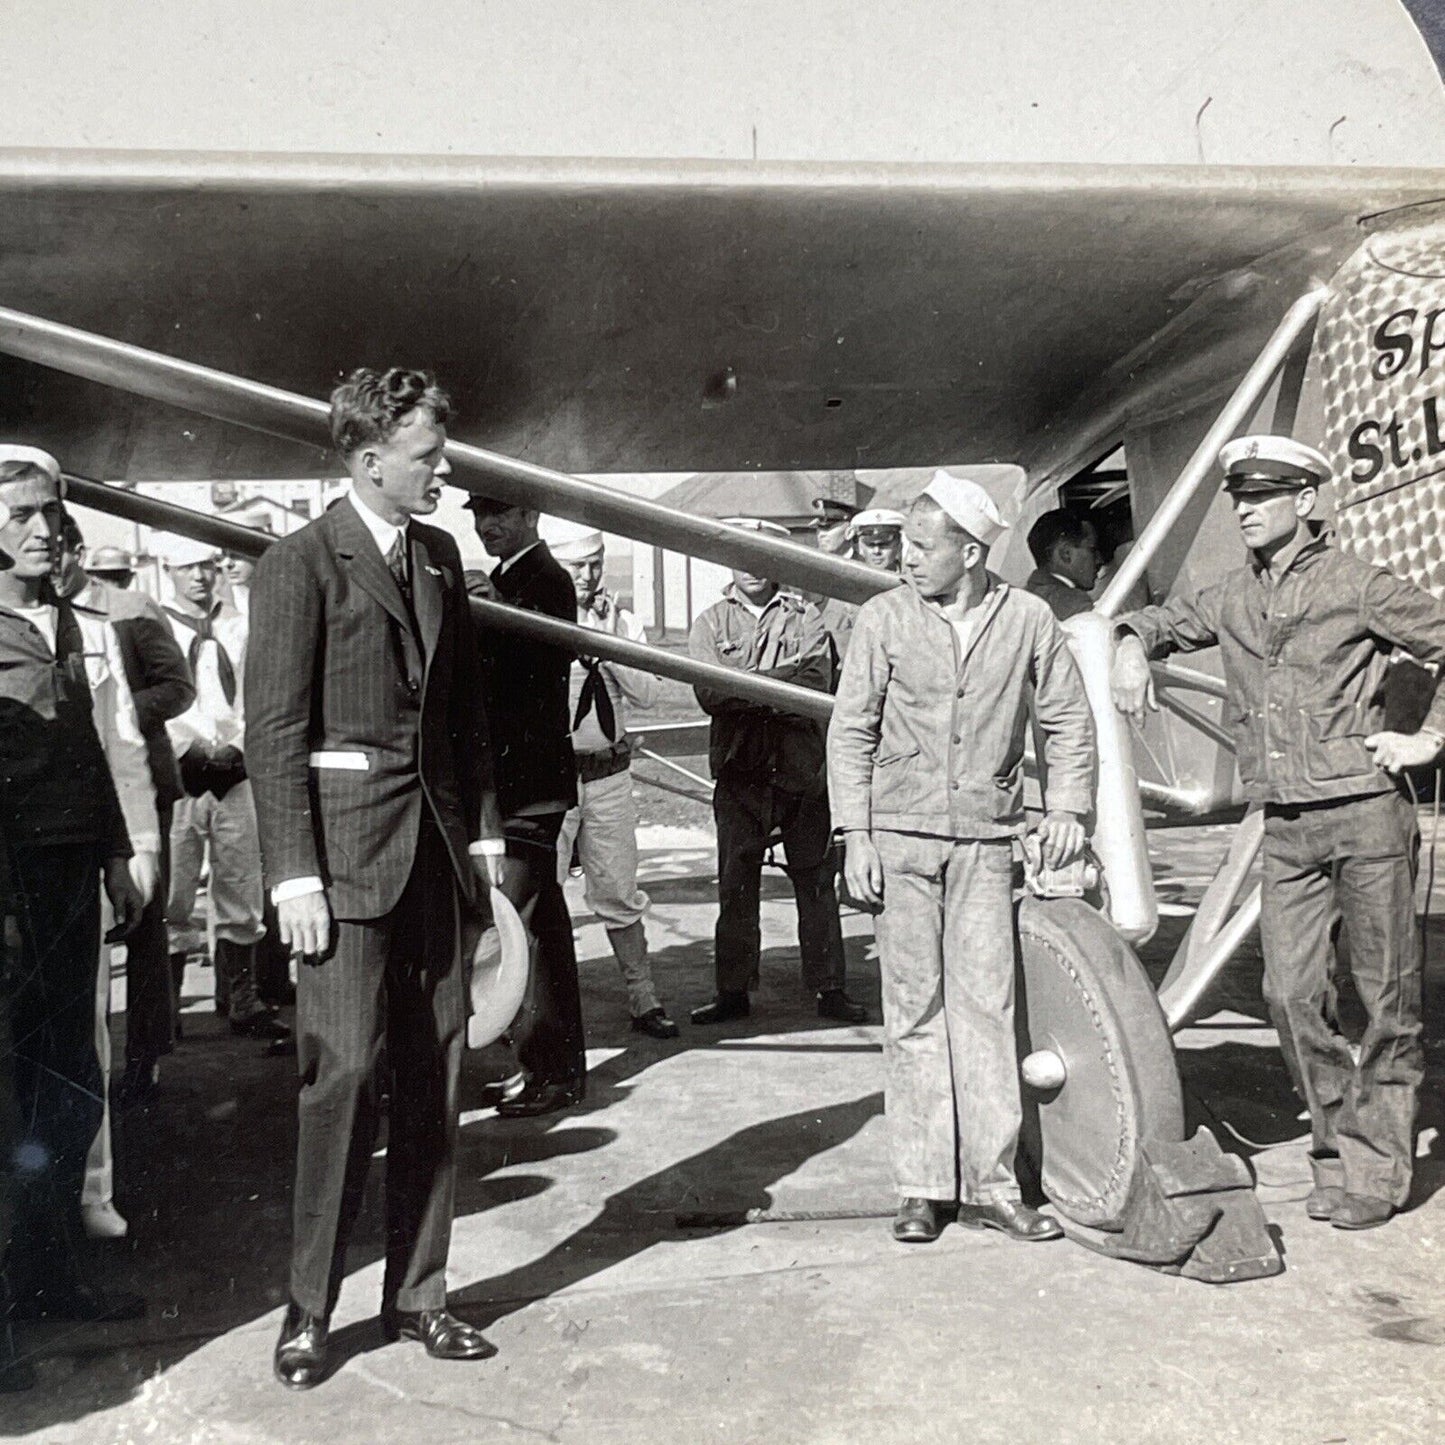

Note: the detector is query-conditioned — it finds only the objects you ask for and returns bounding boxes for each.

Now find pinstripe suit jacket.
[246,498,499,921]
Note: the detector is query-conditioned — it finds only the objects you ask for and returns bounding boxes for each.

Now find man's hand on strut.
[103,856,144,938]
[843,831,885,909]
[1110,634,1156,726]
[1366,729,1445,774]
[1035,812,1087,870]
[278,890,332,962]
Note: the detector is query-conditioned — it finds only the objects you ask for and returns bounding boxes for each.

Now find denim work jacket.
[689,586,834,794]
[1119,529,1445,805]
[827,576,1095,838]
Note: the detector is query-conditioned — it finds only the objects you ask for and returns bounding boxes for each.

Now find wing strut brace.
[1094,284,1330,1026]
[0,304,893,607]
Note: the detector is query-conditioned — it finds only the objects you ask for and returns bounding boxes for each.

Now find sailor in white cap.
[1112,433,1445,1230]
[0,443,63,487]
[829,472,1094,1244]
[539,516,678,1039]
[819,508,907,662]
[689,517,868,1027]
[0,445,148,1323]
[849,508,908,572]
[155,531,289,1046]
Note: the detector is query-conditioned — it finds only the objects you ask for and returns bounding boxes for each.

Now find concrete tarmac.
[6,823,1443,1443]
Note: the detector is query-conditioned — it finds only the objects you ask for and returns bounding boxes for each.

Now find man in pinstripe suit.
[248,369,506,1388]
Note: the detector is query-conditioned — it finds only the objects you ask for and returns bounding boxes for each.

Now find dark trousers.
[289,818,464,1318]
[713,775,845,996]
[2,843,103,1300]
[502,812,585,1086]
[1260,789,1424,1207]
[257,897,292,1007]
[125,802,174,1066]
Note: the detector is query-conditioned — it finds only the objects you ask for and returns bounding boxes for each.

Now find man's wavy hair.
[328,368,452,458]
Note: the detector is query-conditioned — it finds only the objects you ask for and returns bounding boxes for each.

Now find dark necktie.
[50,595,95,710]
[52,595,84,665]
[386,531,411,602]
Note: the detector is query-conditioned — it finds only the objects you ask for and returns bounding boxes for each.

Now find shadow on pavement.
[449,1090,884,1333]
[4,933,883,1433]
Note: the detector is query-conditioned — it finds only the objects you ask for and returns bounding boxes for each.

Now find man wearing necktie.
[157,535,288,1046]
[248,368,505,1386]
[541,517,678,1040]
[465,495,585,1116]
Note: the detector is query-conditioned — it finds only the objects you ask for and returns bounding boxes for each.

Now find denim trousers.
[873,831,1020,1203]
[1260,789,1423,1206]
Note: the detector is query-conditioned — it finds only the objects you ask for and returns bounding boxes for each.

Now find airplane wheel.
[1016,895,1184,1230]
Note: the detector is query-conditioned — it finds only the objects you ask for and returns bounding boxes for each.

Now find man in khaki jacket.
[829,473,1095,1245]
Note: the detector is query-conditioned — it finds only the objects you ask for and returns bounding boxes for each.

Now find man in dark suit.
[1023,509,1102,622]
[247,369,505,1389]
[464,497,584,1117]
[56,517,196,1103]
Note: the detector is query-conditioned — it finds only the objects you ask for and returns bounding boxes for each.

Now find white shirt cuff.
[468,838,506,857]
[272,876,324,903]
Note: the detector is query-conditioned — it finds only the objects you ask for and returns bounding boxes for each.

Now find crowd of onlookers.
[10,404,1434,1395]
[0,431,1132,1393]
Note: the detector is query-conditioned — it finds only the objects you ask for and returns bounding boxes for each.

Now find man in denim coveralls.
[830,473,1095,1245]
[1112,434,1445,1231]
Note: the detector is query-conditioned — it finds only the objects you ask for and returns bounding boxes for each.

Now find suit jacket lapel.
[411,530,444,661]
[329,499,413,634]
[493,543,540,605]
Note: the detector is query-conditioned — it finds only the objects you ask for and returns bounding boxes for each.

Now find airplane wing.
[1,154,1443,488]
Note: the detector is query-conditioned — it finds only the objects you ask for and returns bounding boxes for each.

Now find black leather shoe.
[274,1301,329,1390]
[689,992,750,1025]
[957,1198,1063,1242]
[381,1308,496,1361]
[231,1011,293,1042]
[631,1008,681,1039]
[1305,1184,1346,1222]
[13,1282,147,1322]
[496,1079,585,1118]
[892,1197,945,1244]
[1331,1193,1395,1231]
[817,989,869,1024]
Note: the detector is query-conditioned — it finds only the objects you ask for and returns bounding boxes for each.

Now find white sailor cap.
[722,516,793,540]
[848,508,907,536]
[538,515,605,562]
[0,444,63,487]
[920,470,1008,548]
[155,533,220,568]
[1219,435,1331,493]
